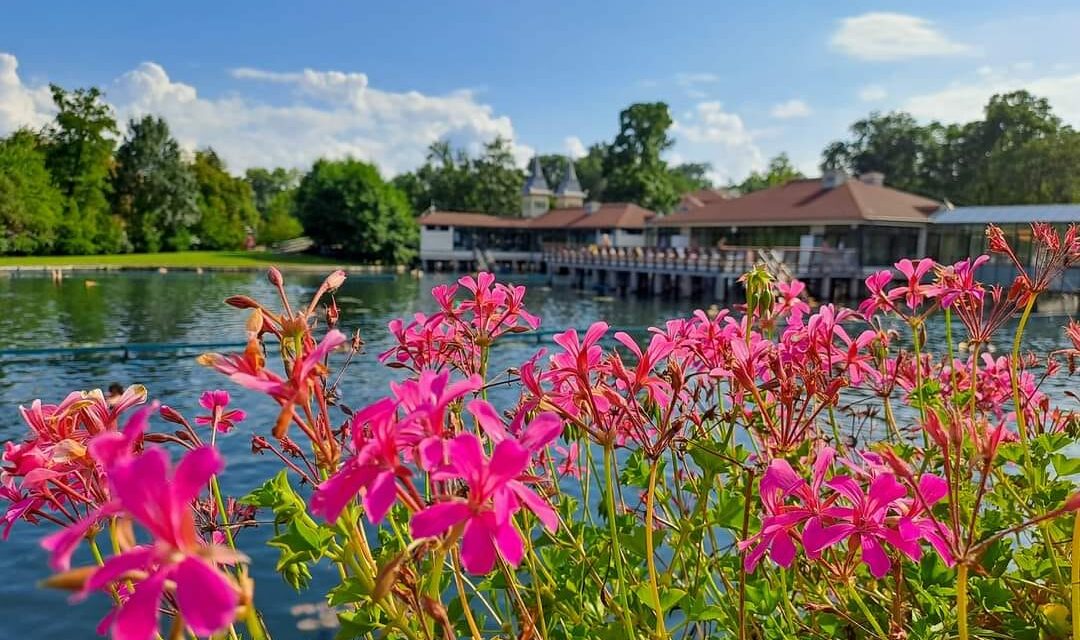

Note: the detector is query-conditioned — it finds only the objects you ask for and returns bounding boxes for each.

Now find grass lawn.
[0,251,374,270]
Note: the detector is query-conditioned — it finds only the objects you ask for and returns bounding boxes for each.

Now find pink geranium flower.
[410,433,557,574]
[194,390,246,434]
[45,445,240,640]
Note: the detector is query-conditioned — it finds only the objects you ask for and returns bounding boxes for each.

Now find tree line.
[3,86,1077,260]
[0,84,416,262]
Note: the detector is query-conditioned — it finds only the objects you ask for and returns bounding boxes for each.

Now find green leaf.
[1051,453,1080,477]
[632,585,686,612]
[328,578,370,607]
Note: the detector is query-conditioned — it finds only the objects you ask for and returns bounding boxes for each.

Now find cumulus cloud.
[903,67,1080,123]
[830,12,972,61]
[0,53,534,175]
[769,99,811,119]
[0,53,54,133]
[563,135,586,159]
[858,84,888,102]
[671,101,764,184]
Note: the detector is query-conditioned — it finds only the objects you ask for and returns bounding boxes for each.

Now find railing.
[543,245,860,279]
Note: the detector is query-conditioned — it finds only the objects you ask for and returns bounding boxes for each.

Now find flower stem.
[602,444,636,638]
[1009,296,1036,455]
[1072,511,1080,640]
[644,458,665,638]
[957,563,969,640]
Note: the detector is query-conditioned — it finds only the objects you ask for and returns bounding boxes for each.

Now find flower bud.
[224,295,260,309]
[323,269,346,292]
[159,405,186,425]
[267,266,284,287]
[1063,492,1080,512]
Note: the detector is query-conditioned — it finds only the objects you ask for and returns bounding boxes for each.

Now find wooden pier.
[544,245,862,301]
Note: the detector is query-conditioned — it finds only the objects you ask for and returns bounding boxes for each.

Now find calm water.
[0,271,1073,637]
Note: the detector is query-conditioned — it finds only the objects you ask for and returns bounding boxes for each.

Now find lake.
[0,270,1074,637]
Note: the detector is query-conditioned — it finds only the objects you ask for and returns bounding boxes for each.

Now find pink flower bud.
[267,266,284,287]
[159,405,186,425]
[323,269,346,292]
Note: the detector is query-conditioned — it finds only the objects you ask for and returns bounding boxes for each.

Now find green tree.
[819,112,933,194]
[392,137,523,215]
[295,158,417,263]
[43,85,123,254]
[0,130,63,254]
[574,143,608,201]
[191,150,259,250]
[669,162,715,193]
[258,189,305,244]
[737,153,805,193]
[245,167,302,214]
[603,102,680,212]
[111,115,200,252]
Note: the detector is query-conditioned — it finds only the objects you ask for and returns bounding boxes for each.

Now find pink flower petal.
[410,502,470,538]
[493,518,524,567]
[520,413,562,452]
[85,547,155,595]
[461,517,497,574]
[174,556,239,636]
[860,535,891,578]
[311,460,378,523]
[363,470,398,524]
[173,446,224,506]
[467,400,509,443]
[111,570,167,640]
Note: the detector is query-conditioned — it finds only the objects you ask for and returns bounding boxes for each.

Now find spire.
[556,156,584,196]
[522,156,551,195]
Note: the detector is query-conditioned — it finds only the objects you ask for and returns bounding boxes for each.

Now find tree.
[191,150,259,250]
[574,143,608,201]
[737,154,805,193]
[111,115,200,252]
[257,190,305,245]
[669,162,715,193]
[602,102,680,212]
[819,112,934,194]
[0,130,63,254]
[392,137,524,215]
[295,158,417,263]
[245,167,302,214]
[43,85,123,254]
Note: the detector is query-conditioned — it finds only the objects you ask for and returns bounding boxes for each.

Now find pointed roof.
[556,156,585,197]
[522,156,551,195]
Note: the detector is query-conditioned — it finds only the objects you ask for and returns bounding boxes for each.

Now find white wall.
[614,229,647,248]
[420,226,454,253]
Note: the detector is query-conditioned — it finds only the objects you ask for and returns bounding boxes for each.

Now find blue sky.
[3,1,1080,183]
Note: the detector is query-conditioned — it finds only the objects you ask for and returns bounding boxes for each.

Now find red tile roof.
[419,203,656,230]
[418,211,530,229]
[652,178,940,227]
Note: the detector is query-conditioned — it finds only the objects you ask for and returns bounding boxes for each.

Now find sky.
[3,1,1080,184]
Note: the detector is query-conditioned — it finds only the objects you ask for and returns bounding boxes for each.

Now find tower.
[554,156,585,209]
[521,156,552,217]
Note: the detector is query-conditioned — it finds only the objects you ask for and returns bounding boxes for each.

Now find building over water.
[649,171,941,269]
[418,156,656,270]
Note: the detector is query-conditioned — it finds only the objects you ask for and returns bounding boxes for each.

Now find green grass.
[0,251,372,270]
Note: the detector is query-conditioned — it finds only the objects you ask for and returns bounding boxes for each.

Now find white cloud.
[0,54,533,175]
[563,135,586,159]
[769,98,811,119]
[830,12,972,61]
[671,101,764,184]
[0,53,54,133]
[904,67,1080,123]
[858,84,888,102]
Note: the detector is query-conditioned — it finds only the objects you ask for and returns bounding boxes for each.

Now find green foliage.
[393,137,524,215]
[241,471,333,590]
[603,102,681,212]
[822,89,1080,204]
[111,115,200,252]
[257,190,304,244]
[736,153,804,194]
[0,130,63,254]
[669,161,715,193]
[245,166,301,215]
[43,84,123,254]
[296,157,417,263]
[191,150,259,250]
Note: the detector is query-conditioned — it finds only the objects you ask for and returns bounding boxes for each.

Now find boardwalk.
[544,245,862,300]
